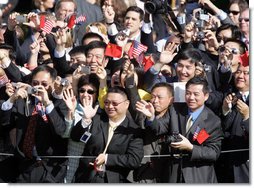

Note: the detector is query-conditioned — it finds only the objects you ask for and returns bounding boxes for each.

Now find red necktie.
[22,109,38,159]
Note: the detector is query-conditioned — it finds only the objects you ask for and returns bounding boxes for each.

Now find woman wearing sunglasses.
[228,0,248,27]
[62,73,100,183]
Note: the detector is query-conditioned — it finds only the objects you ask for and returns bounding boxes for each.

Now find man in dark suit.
[71,86,144,183]
[217,63,249,183]
[137,76,224,183]
[0,65,69,182]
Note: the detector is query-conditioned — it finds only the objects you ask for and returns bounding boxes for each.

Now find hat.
[0,44,13,50]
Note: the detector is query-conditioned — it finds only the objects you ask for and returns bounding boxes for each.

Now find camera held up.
[159,132,183,144]
[144,0,170,14]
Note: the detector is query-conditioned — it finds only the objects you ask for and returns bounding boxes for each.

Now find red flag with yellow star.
[105,43,122,58]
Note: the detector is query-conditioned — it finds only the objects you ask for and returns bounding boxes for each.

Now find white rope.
[0,149,249,159]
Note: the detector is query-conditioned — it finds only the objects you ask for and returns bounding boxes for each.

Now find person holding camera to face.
[138,76,223,183]
[0,65,69,183]
[216,63,249,183]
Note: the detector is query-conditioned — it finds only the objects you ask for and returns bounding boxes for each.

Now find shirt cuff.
[142,22,152,34]
[222,107,231,116]
[216,9,227,21]
[1,98,14,111]
[150,66,160,75]
[81,118,92,128]
[107,24,118,36]
[52,90,63,99]
[0,58,11,69]
[54,49,65,58]
[45,102,54,114]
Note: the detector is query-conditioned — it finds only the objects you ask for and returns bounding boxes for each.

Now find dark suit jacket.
[147,103,224,183]
[125,82,163,182]
[2,96,69,182]
[72,112,144,183]
[221,92,249,163]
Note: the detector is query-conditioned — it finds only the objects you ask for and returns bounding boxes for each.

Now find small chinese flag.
[240,51,249,67]
[196,129,210,144]
[143,56,154,72]
[67,14,76,29]
[40,15,45,29]
[105,43,122,58]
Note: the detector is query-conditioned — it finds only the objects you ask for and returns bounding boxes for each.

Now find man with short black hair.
[138,76,223,183]
[72,86,144,183]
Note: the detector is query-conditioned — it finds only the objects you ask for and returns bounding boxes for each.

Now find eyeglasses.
[229,10,240,15]
[218,46,239,54]
[239,18,249,22]
[32,80,48,87]
[104,100,127,107]
[79,89,96,95]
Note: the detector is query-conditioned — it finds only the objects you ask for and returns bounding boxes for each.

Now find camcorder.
[16,15,28,23]
[159,132,183,144]
[144,0,170,14]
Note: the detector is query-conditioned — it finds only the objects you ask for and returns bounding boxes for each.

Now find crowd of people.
[0,0,249,183]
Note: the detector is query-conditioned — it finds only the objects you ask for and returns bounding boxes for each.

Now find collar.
[109,115,126,127]
[188,105,205,122]
[240,91,249,97]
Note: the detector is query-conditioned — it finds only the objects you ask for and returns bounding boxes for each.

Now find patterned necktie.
[186,115,193,133]
[22,109,38,159]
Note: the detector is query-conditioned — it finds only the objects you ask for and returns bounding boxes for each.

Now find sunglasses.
[79,89,96,95]
[218,46,239,54]
[229,10,240,15]
[239,18,249,22]
[104,100,127,107]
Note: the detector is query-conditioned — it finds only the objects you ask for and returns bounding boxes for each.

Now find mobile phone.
[80,131,92,143]
[81,66,91,74]
[16,15,28,23]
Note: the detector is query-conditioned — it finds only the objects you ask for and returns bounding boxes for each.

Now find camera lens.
[144,1,156,14]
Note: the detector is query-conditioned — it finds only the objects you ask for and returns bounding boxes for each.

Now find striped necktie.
[186,115,193,133]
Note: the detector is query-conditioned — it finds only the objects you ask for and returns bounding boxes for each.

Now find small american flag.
[75,15,86,24]
[193,126,201,141]
[42,20,54,34]
[128,40,148,59]
[36,102,48,122]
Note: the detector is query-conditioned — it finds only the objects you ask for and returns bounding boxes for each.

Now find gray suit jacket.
[148,103,224,183]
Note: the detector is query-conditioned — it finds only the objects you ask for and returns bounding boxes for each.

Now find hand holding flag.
[41,19,54,34]
[67,14,76,29]
[128,40,148,59]
[105,43,122,58]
